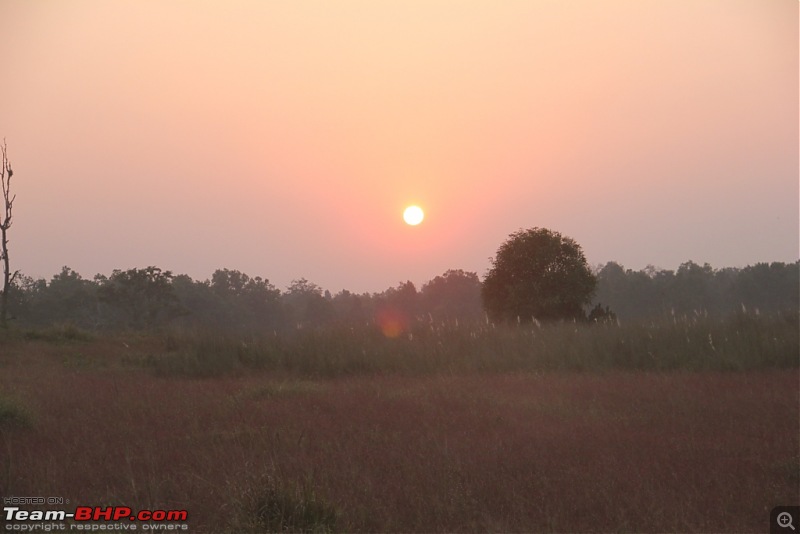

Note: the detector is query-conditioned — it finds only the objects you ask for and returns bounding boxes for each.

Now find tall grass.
[0,393,33,498]
[133,310,798,377]
[1,320,797,532]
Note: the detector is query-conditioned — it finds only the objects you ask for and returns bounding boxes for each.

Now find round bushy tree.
[482,227,596,322]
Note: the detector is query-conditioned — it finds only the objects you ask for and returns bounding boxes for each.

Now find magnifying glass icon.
[778,512,795,531]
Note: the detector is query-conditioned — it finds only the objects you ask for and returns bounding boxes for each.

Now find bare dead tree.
[1,140,16,328]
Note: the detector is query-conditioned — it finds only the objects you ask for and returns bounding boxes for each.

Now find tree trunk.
[0,141,13,329]
[0,224,7,328]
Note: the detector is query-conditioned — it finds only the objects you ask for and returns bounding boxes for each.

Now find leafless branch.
[1,139,15,327]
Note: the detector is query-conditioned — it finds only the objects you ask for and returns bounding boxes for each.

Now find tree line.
[6,267,483,333]
[5,259,797,333]
[594,259,799,321]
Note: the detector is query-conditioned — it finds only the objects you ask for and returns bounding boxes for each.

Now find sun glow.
[403,205,424,226]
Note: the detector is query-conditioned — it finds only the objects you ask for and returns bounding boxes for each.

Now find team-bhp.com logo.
[4,506,188,530]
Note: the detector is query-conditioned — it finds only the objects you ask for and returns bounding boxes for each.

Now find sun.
[403,205,424,226]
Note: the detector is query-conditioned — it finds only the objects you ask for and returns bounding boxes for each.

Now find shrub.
[233,474,339,533]
[0,394,33,429]
[23,323,92,343]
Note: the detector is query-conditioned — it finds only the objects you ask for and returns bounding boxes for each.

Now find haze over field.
[0,1,797,293]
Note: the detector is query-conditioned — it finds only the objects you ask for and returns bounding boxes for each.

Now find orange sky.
[0,1,797,293]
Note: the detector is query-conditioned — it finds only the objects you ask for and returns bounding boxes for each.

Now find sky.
[0,1,797,294]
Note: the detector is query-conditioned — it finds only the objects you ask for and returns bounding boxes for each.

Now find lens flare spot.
[376,307,409,338]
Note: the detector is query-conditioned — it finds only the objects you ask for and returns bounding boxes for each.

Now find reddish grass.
[1,339,798,532]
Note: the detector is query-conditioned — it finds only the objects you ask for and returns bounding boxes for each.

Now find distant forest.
[5,260,798,332]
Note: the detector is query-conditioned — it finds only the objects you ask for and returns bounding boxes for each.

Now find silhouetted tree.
[594,261,659,319]
[736,262,800,313]
[420,269,482,323]
[172,274,221,328]
[591,260,799,321]
[205,268,282,330]
[373,281,418,337]
[211,268,251,297]
[97,266,181,329]
[1,140,16,328]
[331,289,369,326]
[673,261,714,312]
[20,267,99,327]
[382,280,418,318]
[6,273,42,325]
[482,227,596,322]
[283,278,333,328]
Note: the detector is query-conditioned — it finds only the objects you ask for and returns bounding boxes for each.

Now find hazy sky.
[1,1,797,294]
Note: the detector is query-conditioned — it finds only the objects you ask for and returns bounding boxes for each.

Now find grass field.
[1,314,798,532]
